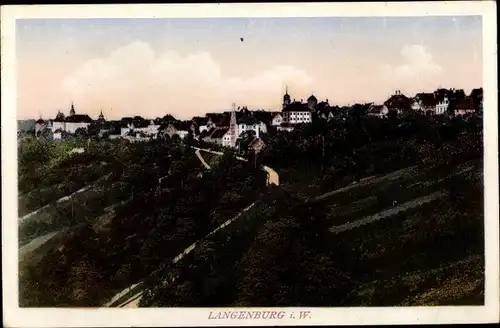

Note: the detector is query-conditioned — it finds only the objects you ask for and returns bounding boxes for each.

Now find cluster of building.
[33,86,483,149]
[367,88,483,118]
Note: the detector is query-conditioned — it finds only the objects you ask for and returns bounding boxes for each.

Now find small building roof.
[282,101,310,112]
[65,114,93,123]
[384,93,413,109]
[210,128,229,139]
[173,120,193,131]
[368,105,386,114]
[415,93,437,107]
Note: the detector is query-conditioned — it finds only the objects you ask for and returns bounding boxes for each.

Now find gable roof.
[65,114,93,123]
[200,127,216,138]
[307,94,317,102]
[283,101,310,112]
[251,111,274,124]
[210,128,229,139]
[238,112,259,125]
[192,116,209,126]
[207,113,231,126]
[173,120,193,131]
[454,98,475,110]
[368,104,386,114]
[384,93,413,109]
[415,93,437,107]
[134,119,150,128]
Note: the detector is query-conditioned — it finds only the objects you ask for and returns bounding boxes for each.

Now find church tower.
[230,102,238,148]
[98,109,105,122]
[282,85,291,110]
[69,102,75,116]
[307,93,318,111]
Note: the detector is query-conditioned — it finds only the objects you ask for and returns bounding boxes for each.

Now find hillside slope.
[140,160,484,307]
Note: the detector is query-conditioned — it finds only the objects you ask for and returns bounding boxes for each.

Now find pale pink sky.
[16,17,482,120]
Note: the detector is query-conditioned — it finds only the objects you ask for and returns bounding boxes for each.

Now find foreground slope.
[18,139,268,307]
[140,158,484,307]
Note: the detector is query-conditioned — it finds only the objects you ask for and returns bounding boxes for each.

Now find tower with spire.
[282,85,291,110]
[98,109,105,122]
[229,102,238,148]
[69,102,75,116]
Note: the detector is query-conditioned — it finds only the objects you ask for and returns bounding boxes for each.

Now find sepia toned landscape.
[16,15,484,308]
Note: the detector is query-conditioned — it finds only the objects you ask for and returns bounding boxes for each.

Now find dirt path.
[313,166,418,202]
[330,191,445,233]
[195,148,211,170]
[105,201,259,308]
[193,147,279,186]
[19,231,61,258]
[19,186,91,223]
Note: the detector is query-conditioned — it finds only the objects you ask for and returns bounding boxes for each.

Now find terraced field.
[314,161,481,229]
[138,158,484,307]
[18,161,114,217]
[324,162,484,305]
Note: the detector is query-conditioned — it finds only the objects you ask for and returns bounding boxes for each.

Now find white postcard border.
[1,2,498,327]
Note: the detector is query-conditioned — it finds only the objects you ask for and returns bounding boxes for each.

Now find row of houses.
[34,86,483,145]
[367,88,483,118]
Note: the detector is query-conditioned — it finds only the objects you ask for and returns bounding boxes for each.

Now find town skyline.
[28,84,482,122]
[17,16,482,120]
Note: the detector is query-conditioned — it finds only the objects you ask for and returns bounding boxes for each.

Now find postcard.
[1,1,499,327]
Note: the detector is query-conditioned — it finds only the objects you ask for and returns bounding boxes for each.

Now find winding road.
[192,147,279,186]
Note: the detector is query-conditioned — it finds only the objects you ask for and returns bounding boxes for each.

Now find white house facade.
[367,104,389,118]
[135,120,161,136]
[282,110,312,124]
[238,122,260,138]
[51,103,93,134]
[222,130,232,147]
[435,96,449,115]
[271,113,284,126]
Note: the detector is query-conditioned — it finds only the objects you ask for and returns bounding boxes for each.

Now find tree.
[162,114,178,124]
[74,127,88,138]
[184,131,195,146]
[236,130,256,155]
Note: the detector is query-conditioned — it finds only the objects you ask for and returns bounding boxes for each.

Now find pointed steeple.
[230,102,238,148]
[70,101,75,116]
[283,85,291,109]
[98,109,104,121]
